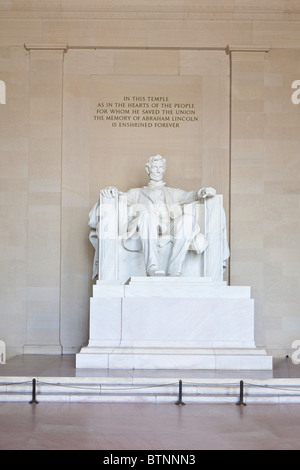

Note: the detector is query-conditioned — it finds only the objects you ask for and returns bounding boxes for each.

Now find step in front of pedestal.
[1,376,300,404]
[76,347,273,370]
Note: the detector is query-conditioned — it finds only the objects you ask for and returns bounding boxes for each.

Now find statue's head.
[145,154,167,182]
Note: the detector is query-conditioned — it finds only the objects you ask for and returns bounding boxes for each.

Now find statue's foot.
[147,265,166,277]
[167,272,182,277]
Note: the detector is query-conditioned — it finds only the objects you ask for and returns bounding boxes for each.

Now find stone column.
[23,44,67,354]
[228,45,270,344]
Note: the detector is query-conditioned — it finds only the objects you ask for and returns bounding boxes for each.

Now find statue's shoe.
[147,265,166,277]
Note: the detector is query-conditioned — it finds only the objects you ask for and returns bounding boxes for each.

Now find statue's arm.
[175,187,216,204]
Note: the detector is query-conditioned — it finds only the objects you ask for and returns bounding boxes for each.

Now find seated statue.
[98,154,219,277]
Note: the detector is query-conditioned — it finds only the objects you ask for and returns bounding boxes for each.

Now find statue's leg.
[167,214,195,276]
[137,210,165,276]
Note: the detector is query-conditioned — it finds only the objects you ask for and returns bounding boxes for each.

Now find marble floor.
[1,353,299,379]
[1,355,300,450]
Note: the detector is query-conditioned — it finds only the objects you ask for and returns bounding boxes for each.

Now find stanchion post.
[175,379,185,406]
[236,380,247,406]
[29,378,39,404]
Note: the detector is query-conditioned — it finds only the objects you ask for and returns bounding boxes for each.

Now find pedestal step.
[94,277,251,299]
[76,347,272,370]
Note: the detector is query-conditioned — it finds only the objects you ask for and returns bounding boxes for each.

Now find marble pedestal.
[76,277,272,370]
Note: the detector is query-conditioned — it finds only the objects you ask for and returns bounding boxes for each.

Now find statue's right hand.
[101,186,119,198]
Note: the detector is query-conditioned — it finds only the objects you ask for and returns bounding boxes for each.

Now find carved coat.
[120,184,208,254]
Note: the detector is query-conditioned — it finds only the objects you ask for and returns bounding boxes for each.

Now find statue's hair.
[145,154,167,174]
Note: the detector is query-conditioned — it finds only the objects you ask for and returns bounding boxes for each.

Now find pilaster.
[23,44,67,354]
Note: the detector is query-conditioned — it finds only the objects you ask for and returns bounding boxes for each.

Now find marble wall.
[230,47,300,355]
[0,1,300,359]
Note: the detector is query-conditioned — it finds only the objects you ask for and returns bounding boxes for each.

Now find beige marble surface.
[0,1,299,363]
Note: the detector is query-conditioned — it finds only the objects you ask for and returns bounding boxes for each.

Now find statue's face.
[148,159,165,181]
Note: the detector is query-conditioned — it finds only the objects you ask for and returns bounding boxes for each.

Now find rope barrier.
[182,380,239,387]
[181,380,300,394]
[1,377,300,406]
[244,382,300,393]
[0,380,32,386]
[36,379,179,392]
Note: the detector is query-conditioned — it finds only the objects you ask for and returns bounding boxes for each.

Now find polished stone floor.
[3,399,300,450]
[1,355,300,450]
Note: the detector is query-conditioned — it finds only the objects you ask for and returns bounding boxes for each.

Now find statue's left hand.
[198,187,216,199]
[101,186,120,198]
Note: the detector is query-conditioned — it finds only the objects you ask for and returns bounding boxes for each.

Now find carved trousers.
[136,209,196,275]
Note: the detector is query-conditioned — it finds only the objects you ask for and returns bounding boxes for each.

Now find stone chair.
[89,192,229,283]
